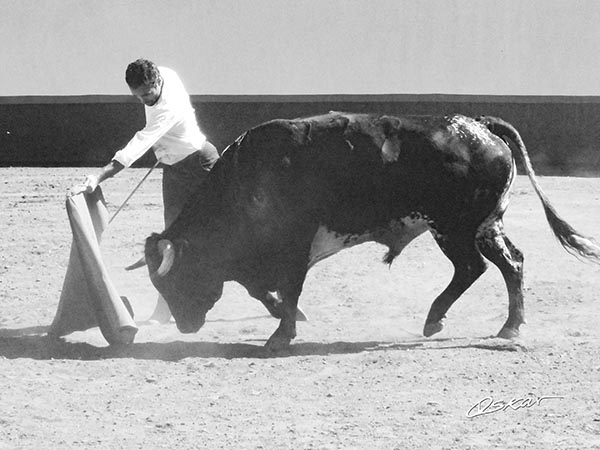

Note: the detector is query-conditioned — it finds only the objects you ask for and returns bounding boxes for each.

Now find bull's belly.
[308,216,429,268]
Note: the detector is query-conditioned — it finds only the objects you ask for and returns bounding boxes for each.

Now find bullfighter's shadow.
[0,326,526,361]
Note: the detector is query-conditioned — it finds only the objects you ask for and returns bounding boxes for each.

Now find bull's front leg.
[259,292,308,321]
[246,288,308,321]
[265,266,308,351]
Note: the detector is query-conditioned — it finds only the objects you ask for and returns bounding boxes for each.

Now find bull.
[143,112,600,350]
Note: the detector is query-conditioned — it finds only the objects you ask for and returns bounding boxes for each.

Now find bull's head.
[145,233,224,333]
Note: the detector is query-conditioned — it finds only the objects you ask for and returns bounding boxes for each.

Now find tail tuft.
[541,193,600,263]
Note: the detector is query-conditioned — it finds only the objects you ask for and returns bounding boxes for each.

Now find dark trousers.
[161,142,218,228]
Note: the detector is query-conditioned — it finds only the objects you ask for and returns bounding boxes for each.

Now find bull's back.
[286,113,514,235]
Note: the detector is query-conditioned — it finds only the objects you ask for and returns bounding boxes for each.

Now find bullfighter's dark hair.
[125,59,161,88]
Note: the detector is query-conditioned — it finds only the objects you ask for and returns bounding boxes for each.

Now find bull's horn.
[125,256,146,271]
[155,239,175,277]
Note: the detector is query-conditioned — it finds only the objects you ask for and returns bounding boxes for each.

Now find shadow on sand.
[0,325,528,361]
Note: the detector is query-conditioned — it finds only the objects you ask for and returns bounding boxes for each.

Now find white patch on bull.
[476,218,521,272]
[383,216,429,258]
[381,136,401,163]
[449,115,496,147]
[309,215,430,268]
[433,115,502,164]
[475,160,516,251]
[308,226,371,268]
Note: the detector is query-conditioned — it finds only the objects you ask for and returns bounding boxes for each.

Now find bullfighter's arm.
[72,160,125,195]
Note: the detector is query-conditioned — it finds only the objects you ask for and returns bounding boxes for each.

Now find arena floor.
[1,168,599,449]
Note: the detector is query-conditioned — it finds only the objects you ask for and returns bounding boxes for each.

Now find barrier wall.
[1,94,599,175]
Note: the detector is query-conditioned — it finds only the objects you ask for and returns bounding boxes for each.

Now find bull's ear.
[381,135,401,163]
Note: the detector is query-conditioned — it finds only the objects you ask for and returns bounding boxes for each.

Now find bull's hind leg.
[476,220,525,339]
[423,233,488,337]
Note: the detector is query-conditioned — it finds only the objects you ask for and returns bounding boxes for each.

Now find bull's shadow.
[0,326,525,361]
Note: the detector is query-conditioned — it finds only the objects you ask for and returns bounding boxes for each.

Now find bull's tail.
[477,115,600,262]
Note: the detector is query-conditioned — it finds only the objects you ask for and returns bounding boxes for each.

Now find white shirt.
[113,67,208,167]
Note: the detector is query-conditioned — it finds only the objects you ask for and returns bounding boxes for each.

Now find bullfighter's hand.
[69,174,99,196]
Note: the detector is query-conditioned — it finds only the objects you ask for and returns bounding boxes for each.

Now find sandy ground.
[1,167,600,449]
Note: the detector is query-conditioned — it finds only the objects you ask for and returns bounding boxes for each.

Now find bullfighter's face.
[130,77,163,107]
[145,234,223,333]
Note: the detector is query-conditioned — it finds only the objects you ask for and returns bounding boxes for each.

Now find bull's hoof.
[497,326,520,339]
[423,320,444,337]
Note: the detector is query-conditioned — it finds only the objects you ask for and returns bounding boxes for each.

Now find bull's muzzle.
[154,239,175,277]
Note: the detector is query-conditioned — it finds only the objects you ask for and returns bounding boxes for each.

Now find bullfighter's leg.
[476,221,525,339]
[423,233,488,337]
[265,267,308,351]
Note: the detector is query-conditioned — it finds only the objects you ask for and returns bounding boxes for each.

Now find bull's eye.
[252,189,266,205]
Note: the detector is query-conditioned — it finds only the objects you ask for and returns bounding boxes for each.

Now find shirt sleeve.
[112,106,180,168]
